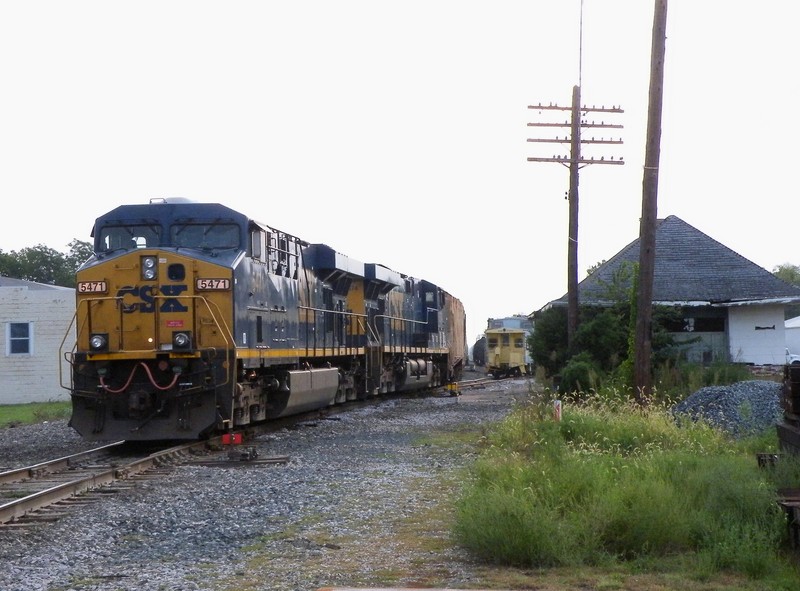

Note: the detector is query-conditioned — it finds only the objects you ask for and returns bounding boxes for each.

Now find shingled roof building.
[546,215,800,366]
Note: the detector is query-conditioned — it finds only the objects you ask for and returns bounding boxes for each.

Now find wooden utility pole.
[634,0,668,400]
[527,95,623,347]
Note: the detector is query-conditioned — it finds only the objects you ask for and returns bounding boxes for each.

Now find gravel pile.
[670,379,784,438]
[0,378,529,591]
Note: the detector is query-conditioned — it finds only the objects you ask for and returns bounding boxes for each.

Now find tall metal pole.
[634,0,668,400]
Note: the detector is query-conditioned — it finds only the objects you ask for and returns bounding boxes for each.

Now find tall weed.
[453,387,800,585]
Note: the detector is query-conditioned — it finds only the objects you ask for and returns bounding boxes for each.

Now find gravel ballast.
[0,379,529,591]
[0,377,786,591]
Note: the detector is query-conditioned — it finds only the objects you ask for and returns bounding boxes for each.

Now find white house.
[542,216,800,366]
[0,277,75,404]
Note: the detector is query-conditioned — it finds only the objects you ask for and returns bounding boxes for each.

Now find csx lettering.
[160,285,189,312]
[117,285,189,313]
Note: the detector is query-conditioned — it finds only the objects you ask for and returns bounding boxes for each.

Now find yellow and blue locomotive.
[64,198,466,441]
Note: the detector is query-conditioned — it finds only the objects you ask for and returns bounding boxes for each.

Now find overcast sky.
[1,1,797,344]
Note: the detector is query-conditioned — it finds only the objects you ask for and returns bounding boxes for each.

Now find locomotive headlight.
[172,331,192,350]
[141,256,157,280]
[89,333,108,352]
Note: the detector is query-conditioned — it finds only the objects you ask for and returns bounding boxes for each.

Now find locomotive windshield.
[170,223,240,250]
[97,222,241,252]
[98,225,162,251]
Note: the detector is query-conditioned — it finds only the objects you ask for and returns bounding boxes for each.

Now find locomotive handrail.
[58,298,119,390]
[298,304,368,319]
[152,294,235,392]
[358,316,380,346]
[58,310,79,390]
[59,294,236,394]
[156,293,235,348]
[298,304,370,355]
[371,314,429,348]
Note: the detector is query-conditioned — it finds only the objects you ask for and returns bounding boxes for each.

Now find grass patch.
[0,401,71,428]
[453,390,800,589]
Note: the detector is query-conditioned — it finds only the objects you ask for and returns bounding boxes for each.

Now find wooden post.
[634,0,668,400]
[567,84,581,348]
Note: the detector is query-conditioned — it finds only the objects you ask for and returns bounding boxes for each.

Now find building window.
[7,322,32,355]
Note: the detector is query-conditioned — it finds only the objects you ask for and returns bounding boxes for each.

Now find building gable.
[552,216,800,306]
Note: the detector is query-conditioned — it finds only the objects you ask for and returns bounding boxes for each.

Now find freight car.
[779,364,800,455]
[61,198,466,441]
[485,327,529,379]
[471,336,486,366]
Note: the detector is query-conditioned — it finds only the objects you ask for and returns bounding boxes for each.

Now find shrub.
[453,389,800,585]
[558,352,601,395]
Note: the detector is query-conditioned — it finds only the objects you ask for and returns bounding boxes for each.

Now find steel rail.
[0,440,211,526]
[0,441,126,486]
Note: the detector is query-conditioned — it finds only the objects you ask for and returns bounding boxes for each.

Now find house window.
[693,317,725,332]
[663,314,725,333]
[7,322,33,355]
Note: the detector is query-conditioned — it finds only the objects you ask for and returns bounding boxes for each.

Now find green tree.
[0,240,92,288]
[0,250,24,279]
[528,306,568,378]
[585,259,606,276]
[531,257,680,389]
[64,240,94,276]
[573,304,629,372]
[773,262,800,286]
[773,263,800,319]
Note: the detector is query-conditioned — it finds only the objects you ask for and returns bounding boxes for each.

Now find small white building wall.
[786,316,800,356]
[0,285,75,404]
[727,304,786,365]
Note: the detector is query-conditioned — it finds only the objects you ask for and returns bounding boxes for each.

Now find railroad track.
[457,377,498,389]
[0,377,495,529]
[0,403,369,528]
[0,439,219,527]
[454,375,529,392]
